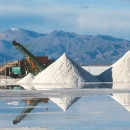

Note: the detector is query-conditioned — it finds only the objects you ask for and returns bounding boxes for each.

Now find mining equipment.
[0,41,54,78]
[11,41,54,76]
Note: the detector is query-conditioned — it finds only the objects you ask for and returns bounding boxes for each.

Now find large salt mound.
[32,53,100,89]
[17,73,35,90]
[97,51,130,82]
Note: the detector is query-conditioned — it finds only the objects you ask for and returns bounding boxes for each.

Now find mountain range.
[0,28,130,65]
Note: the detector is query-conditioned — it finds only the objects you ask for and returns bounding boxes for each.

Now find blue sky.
[0,0,130,40]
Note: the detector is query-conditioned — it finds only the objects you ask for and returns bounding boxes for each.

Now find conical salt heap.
[97,51,130,83]
[112,51,130,83]
[98,51,130,111]
[32,53,100,89]
[32,53,100,111]
[17,73,35,90]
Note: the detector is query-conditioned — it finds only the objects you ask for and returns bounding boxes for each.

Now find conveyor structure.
[12,41,46,74]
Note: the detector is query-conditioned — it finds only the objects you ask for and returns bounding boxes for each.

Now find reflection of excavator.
[13,98,49,124]
[12,41,54,75]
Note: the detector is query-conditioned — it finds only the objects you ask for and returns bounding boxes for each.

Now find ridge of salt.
[112,51,130,68]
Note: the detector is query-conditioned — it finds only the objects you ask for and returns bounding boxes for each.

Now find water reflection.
[50,97,80,111]
[13,98,49,124]
[0,85,80,125]
[111,83,130,111]
[0,83,130,127]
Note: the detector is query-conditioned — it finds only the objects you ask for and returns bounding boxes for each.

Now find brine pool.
[0,84,130,130]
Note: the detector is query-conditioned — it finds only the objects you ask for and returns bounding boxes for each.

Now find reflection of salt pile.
[17,73,35,90]
[32,53,100,89]
[112,92,130,111]
[98,51,130,111]
[32,53,100,111]
[50,97,80,111]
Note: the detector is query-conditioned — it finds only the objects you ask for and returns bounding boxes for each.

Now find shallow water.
[0,84,130,129]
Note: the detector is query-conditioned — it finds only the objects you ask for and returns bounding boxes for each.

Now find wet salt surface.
[0,84,130,129]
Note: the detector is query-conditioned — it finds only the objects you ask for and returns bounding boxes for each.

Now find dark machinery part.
[12,41,45,72]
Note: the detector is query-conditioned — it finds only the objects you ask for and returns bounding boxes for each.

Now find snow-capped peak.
[10,28,20,31]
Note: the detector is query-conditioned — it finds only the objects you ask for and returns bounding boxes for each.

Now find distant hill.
[0,28,130,65]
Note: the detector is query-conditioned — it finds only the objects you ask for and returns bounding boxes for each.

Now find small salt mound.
[17,73,35,90]
[32,53,100,89]
[97,51,130,82]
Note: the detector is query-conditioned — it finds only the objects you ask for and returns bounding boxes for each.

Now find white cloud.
[0,0,130,39]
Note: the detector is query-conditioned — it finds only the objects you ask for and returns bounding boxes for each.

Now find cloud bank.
[0,0,130,40]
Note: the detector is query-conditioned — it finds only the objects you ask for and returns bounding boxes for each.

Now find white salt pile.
[97,51,130,82]
[32,53,100,89]
[112,51,130,83]
[17,73,35,90]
